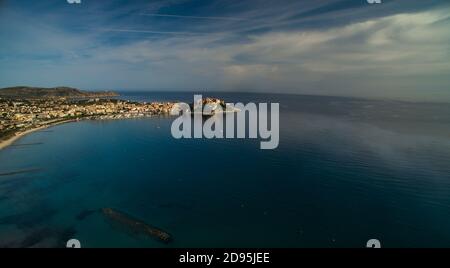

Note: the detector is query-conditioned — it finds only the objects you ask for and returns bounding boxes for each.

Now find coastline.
[0,114,169,151]
[0,96,234,151]
[0,119,76,151]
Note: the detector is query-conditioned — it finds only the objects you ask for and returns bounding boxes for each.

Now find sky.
[0,0,449,102]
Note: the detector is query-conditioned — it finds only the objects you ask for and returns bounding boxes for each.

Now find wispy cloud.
[140,13,252,21]
[98,28,212,36]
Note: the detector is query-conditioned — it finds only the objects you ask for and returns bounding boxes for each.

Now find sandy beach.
[0,119,76,151]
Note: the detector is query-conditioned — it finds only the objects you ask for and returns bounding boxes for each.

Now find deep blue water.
[1,92,450,247]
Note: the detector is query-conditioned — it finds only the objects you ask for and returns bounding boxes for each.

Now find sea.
[1,92,450,248]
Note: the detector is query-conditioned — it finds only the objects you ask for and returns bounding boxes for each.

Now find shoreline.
[0,119,77,151]
[0,114,168,151]
[0,97,235,151]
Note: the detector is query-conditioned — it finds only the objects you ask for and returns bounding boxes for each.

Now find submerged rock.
[101,208,172,244]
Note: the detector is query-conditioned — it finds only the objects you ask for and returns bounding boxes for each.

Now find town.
[0,97,176,142]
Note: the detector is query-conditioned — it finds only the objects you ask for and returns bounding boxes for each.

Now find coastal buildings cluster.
[0,97,175,140]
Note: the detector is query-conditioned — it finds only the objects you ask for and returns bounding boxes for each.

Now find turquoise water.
[1,93,450,247]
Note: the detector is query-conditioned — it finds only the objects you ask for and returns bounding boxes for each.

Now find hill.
[0,86,118,99]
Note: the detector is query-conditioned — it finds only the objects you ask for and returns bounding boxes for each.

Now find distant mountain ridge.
[0,86,118,98]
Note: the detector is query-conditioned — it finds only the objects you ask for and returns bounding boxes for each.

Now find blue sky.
[0,0,449,101]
